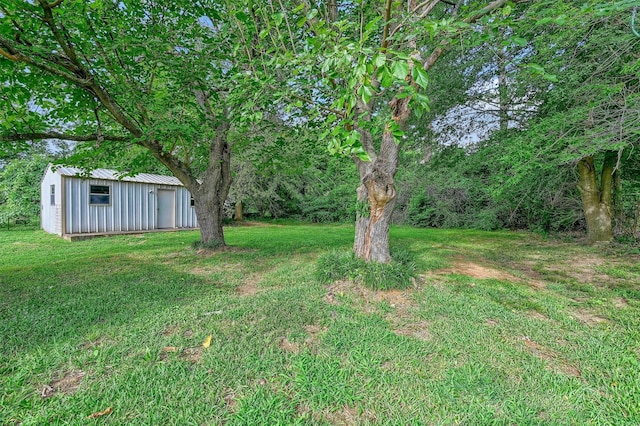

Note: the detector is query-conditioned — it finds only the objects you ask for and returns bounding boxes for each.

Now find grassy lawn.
[1,223,640,425]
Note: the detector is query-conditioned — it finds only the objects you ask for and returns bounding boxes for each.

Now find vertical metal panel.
[60,176,198,235]
[174,186,198,228]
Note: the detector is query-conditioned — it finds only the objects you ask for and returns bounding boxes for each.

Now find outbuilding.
[41,165,198,239]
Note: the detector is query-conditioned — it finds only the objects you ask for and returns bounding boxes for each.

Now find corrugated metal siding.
[40,166,62,235]
[175,186,198,228]
[63,178,198,234]
[55,166,184,186]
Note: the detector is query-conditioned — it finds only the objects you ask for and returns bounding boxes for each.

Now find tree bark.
[634,197,640,239]
[354,145,398,263]
[189,120,232,245]
[577,153,616,243]
[612,158,626,236]
[353,96,408,263]
[497,48,509,132]
[234,200,244,221]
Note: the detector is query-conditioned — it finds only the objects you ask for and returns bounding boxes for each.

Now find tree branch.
[381,0,393,50]
[0,47,18,61]
[0,132,129,142]
[423,0,507,72]
[38,0,79,65]
[389,0,441,40]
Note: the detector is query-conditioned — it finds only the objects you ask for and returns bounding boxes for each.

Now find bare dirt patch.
[369,289,414,309]
[41,370,86,398]
[162,324,180,336]
[521,337,581,378]
[393,319,432,341]
[322,406,361,425]
[528,311,550,321]
[485,318,499,326]
[279,337,301,353]
[539,255,610,285]
[511,261,548,288]
[613,297,629,308]
[522,337,555,362]
[236,273,262,296]
[223,388,238,412]
[179,347,203,363]
[304,324,327,351]
[436,260,522,282]
[572,310,608,326]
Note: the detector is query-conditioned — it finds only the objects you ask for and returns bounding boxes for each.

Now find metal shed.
[41,164,198,238]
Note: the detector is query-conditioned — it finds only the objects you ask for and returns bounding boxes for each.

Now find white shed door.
[157,189,175,228]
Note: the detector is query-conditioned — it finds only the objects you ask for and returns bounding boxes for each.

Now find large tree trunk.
[234,200,244,221]
[187,119,232,246]
[354,159,398,263]
[577,152,616,243]
[353,96,407,263]
[193,187,227,246]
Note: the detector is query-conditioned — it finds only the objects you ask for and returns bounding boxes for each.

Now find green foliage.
[315,248,417,290]
[0,155,49,224]
[301,182,356,223]
[396,146,503,231]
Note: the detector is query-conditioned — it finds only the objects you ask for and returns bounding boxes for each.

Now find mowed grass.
[1,223,640,425]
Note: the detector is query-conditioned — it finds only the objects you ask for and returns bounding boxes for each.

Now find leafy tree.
[275,0,528,262]
[0,0,277,246]
[505,1,640,242]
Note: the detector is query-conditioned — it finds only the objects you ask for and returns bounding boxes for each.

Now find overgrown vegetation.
[2,224,640,424]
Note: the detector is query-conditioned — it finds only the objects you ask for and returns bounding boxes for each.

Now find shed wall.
[63,178,198,234]
[40,167,63,235]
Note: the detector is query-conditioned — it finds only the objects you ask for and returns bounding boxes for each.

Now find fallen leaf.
[87,407,113,419]
[203,335,212,349]
[162,346,178,352]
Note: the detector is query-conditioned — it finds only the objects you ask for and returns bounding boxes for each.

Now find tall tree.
[282,0,528,262]
[0,1,273,246]
[517,1,640,242]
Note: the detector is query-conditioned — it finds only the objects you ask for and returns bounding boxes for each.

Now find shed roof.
[53,166,183,186]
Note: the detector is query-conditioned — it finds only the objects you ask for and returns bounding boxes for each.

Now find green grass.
[1,223,640,425]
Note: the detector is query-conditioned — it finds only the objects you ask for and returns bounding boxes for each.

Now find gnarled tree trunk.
[577,152,616,243]
[353,97,408,263]
[354,156,398,263]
